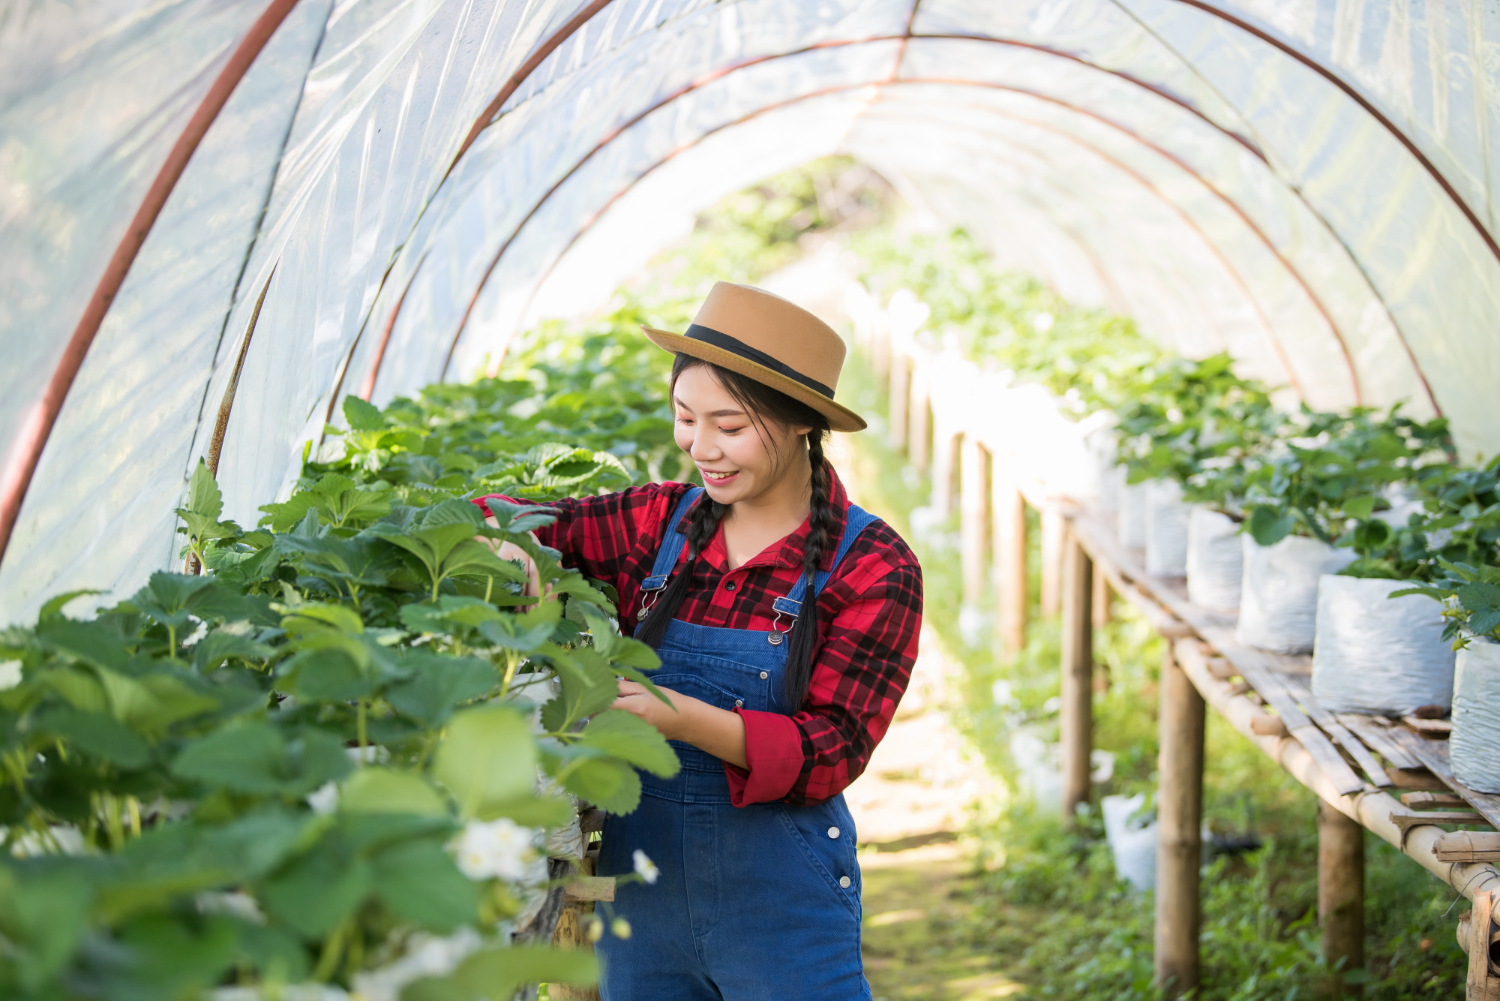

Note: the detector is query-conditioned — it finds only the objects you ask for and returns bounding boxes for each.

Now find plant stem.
[484,575,493,605]
[357,701,368,763]
[168,624,177,657]
[498,651,520,698]
[126,796,142,837]
[312,917,352,982]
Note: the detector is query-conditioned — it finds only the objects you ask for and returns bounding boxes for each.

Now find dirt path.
[843,629,1026,1001]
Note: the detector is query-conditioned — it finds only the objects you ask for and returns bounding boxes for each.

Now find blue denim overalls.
[596,486,879,1001]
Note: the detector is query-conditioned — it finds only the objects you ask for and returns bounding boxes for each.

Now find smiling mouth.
[701,470,739,482]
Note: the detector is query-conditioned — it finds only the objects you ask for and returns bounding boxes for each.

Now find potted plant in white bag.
[1237,407,1451,654]
[1389,458,1500,792]
[1115,355,1281,586]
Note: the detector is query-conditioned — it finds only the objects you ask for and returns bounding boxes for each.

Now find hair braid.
[784,430,834,709]
[633,491,725,647]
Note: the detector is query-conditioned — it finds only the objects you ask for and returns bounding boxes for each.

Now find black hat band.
[685,324,835,399]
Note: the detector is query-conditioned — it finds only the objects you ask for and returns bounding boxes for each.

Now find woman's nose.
[689,431,721,462]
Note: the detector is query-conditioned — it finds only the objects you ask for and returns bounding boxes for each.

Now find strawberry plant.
[1236,407,1454,578]
[0,158,891,999]
[850,224,1162,412]
[1113,354,1283,510]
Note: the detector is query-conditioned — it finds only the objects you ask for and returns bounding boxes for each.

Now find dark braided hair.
[634,354,835,709]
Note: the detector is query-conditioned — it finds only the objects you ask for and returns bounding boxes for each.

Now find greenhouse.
[3,0,1500,998]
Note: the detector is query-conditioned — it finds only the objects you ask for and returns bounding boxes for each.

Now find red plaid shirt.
[474,469,922,806]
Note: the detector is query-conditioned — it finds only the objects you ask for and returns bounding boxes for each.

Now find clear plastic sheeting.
[4,0,1500,622]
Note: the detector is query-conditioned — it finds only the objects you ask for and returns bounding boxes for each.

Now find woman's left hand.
[612,679,691,740]
[610,679,748,770]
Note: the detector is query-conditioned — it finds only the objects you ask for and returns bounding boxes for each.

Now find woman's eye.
[720,426,744,435]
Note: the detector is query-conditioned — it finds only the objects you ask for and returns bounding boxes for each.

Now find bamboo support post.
[888,352,909,453]
[1319,800,1365,993]
[1060,530,1093,824]
[1155,644,1205,998]
[994,465,1027,654]
[1041,507,1065,617]
[1462,889,1500,1000]
[931,420,958,516]
[960,436,989,605]
[551,853,603,1000]
[909,367,931,472]
[1092,568,1111,628]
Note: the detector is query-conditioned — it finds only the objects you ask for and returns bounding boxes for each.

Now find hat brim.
[643,326,868,433]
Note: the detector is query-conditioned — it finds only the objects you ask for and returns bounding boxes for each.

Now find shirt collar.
[688,466,852,574]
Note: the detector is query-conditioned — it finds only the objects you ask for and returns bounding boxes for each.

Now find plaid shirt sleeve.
[726,522,923,807]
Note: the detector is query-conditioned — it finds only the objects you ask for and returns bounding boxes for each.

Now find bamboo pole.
[1041,507,1065,617]
[1060,530,1093,824]
[1155,644,1205,998]
[1093,568,1111,628]
[909,366,931,473]
[888,351,909,453]
[1319,800,1365,994]
[994,464,1027,654]
[960,436,989,605]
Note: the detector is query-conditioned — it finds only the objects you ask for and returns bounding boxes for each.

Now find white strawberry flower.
[449,818,535,881]
[306,782,340,816]
[632,849,659,885]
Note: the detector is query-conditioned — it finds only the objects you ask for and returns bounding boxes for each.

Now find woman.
[478,282,922,1000]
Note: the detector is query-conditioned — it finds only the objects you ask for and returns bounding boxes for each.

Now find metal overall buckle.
[767,595,800,645]
[637,574,669,620]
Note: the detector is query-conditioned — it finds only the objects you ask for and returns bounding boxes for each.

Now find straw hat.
[642,282,867,432]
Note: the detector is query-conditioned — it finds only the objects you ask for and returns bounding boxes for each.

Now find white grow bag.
[1237,536,1355,654]
[1145,479,1191,577]
[1118,478,1149,549]
[1186,507,1243,610]
[1101,792,1157,893]
[1310,575,1455,715]
[1452,639,1500,793]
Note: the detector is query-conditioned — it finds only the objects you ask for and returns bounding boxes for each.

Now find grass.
[838,354,1470,1000]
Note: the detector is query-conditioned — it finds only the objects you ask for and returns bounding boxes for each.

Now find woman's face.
[672,365,809,506]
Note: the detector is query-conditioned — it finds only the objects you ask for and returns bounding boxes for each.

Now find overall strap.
[640,486,705,593]
[772,504,882,617]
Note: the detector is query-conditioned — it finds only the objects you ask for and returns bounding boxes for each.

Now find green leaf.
[172,723,352,797]
[561,756,641,815]
[372,838,478,931]
[432,706,537,819]
[577,709,680,778]
[261,845,373,938]
[1457,581,1500,613]
[32,707,150,768]
[186,458,224,521]
[404,946,599,1001]
[340,768,449,817]
[37,589,105,622]
[343,395,387,431]
[1341,495,1378,520]
[1247,506,1295,547]
[386,652,496,726]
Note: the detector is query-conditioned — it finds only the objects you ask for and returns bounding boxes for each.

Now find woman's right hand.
[482,518,542,601]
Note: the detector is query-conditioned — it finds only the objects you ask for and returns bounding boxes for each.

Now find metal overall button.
[760,671,769,679]
[838,876,851,888]
[828,827,840,839]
